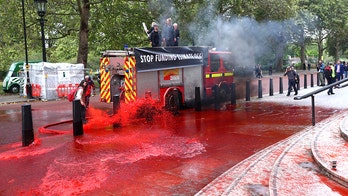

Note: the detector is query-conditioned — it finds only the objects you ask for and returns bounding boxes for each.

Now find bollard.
[113,94,120,115]
[258,79,262,98]
[246,80,250,101]
[73,100,83,136]
[279,77,283,94]
[304,74,307,89]
[269,78,273,96]
[317,73,320,86]
[195,87,201,111]
[230,83,236,105]
[311,74,314,87]
[213,85,220,110]
[22,104,34,147]
[26,84,33,99]
[332,161,337,170]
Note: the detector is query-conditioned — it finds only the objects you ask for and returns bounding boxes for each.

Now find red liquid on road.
[0,99,342,195]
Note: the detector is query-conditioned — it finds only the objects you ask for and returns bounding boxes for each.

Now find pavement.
[196,81,348,195]
[0,94,39,105]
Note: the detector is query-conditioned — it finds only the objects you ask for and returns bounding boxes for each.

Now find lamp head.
[34,0,47,17]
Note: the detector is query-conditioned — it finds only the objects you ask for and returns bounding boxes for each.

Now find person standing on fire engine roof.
[147,22,156,37]
[284,66,298,96]
[173,23,180,46]
[84,75,95,108]
[149,23,162,47]
[75,79,88,124]
[162,18,175,46]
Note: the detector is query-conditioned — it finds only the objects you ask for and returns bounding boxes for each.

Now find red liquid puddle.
[84,98,174,130]
[0,100,344,195]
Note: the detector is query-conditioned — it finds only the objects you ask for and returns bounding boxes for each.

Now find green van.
[2,61,40,93]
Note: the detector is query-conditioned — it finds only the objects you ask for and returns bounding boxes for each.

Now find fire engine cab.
[99,46,234,109]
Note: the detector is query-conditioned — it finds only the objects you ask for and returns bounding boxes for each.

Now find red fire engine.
[99,46,234,109]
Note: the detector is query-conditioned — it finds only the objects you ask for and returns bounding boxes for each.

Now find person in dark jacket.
[173,23,180,46]
[149,23,162,47]
[162,18,175,46]
[284,66,298,96]
[147,22,156,36]
[84,75,95,108]
[317,60,325,86]
[324,63,335,95]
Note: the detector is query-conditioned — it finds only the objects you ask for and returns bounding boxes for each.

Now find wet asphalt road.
[1,71,347,195]
[0,88,340,195]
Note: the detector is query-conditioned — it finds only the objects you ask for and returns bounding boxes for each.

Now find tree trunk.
[275,33,284,71]
[299,27,306,70]
[317,42,323,61]
[77,0,90,68]
[334,39,340,62]
[317,29,323,61]
[300,44,306,70]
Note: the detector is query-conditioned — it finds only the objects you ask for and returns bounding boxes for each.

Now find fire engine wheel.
[165,90,182,112]
[218,85,230,101]
[167,95,177,108]
[10,84,20,94]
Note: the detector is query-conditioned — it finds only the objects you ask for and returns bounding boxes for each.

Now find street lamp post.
[22,0,32,98]
[34,0,47,62]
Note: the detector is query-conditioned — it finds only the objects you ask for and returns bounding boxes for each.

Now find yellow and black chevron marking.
[100,57,111,102]
[124,56,136,103]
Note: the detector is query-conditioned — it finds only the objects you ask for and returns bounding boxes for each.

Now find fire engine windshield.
[209,53,234,72]
[210,54,220,72]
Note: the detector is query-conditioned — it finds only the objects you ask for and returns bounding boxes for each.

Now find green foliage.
[299,0,348,61]
[0,81,5,95]
[49,38,79,63]
[89,1,152,51]
[306,44,319,58]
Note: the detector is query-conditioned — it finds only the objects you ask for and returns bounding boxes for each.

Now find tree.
[1,0,348,81]
[286,11,318,70]
[299,0,348,62]
[325,0,348,61]
[77,0,89,66]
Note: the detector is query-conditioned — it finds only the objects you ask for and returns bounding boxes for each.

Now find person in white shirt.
[75,80,88,123]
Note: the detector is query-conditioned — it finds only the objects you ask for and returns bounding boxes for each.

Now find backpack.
[67,88,78,102]
[324,66,332,78]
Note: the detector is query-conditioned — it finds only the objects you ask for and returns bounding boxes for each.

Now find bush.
[0,81,6,95]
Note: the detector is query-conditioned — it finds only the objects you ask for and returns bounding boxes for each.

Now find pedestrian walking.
[324,63,335,95]
[344,61,348,78]
[284,66,298,96]
[317,60,325,86]
[335,60,342,84]
[255,64,262,78]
